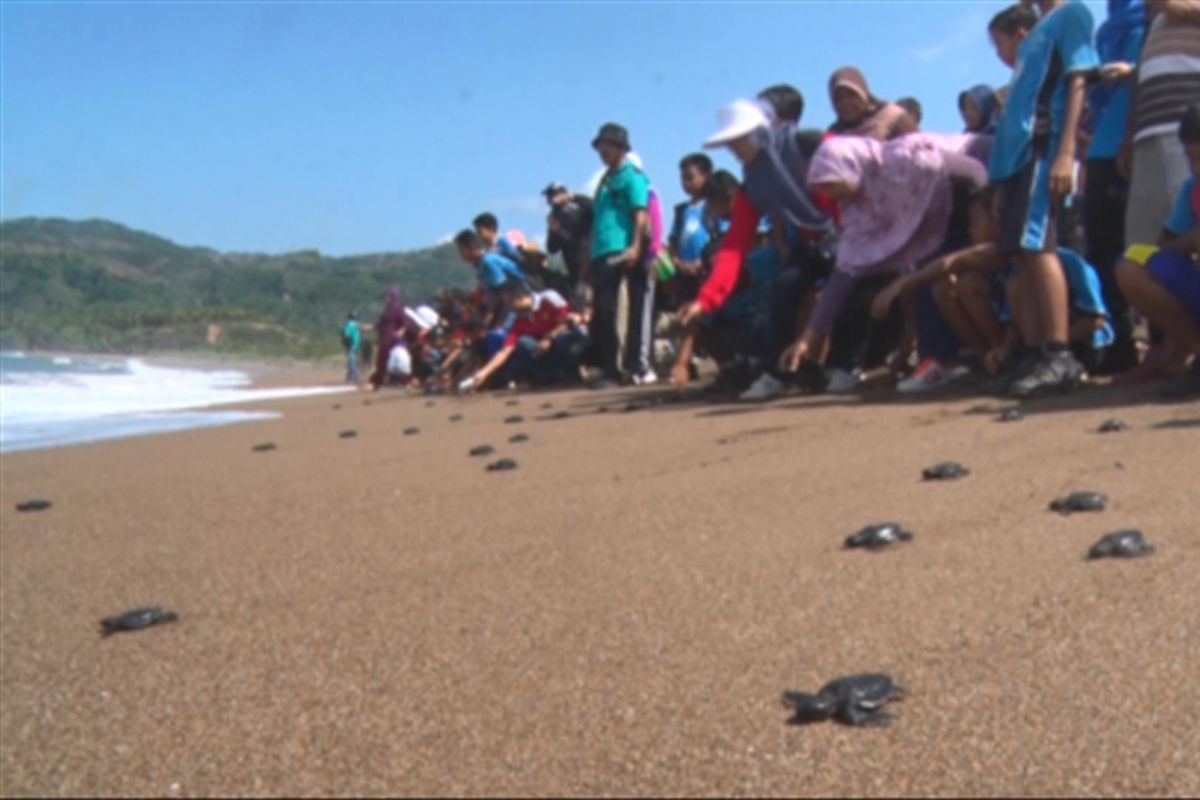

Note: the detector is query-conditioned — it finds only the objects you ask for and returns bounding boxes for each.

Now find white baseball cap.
[703,99,770,148]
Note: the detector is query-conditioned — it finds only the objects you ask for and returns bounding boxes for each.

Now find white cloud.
[910,7,991,63]
[435,232,454,245]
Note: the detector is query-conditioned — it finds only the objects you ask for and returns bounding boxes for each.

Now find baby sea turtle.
[1087,529,1155,560]
[539,402,554,410]
[1097,418,1128,433]
[425,400,436,407]
[783,673,905,727]
[596,405,609,414]
[504,415,524,424]
[338,429,357,439]
[922,461,969,481]
[505,399,520,407]
[15,498,52,512]
[549,410,571,420]
[486,458,518,472]
[1049,491,1108,514]
[509,433,530,443]
[404,427,420,436]
[998,408,1025,422]
[449,414,464,422]
[332,403,342,410]
[100,607,179,637]
[469,444,495,457]
[251,443,277,452]
[844,523,913,551]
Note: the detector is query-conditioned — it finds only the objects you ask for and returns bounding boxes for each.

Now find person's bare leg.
[1007,272,1039,349]
[932,276,991,360]
[1017,250,1070,345]
[1116,259,1200,359]
[956,272,1007,349]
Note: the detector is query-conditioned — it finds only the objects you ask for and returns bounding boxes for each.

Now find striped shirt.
[1134,13,1200,142]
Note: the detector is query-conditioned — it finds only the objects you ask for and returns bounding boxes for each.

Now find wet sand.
[2,378,1198,797]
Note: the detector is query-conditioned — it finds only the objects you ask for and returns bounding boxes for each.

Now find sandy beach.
[2,374,1198,797]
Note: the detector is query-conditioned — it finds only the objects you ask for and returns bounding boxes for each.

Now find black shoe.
[982,350,1039,396]
[1010,350,1085,397]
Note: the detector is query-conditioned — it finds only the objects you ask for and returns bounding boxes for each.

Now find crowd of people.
[346,0,1200,402]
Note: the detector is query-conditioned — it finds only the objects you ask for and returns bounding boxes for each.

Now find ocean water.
[0,352,351,453]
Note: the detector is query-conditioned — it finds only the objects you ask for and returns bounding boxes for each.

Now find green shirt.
[591,160,649,260]
[343,319,362,351]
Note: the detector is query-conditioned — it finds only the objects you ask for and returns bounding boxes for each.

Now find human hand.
[1049,154,1075,202]
[536,337,552,354]
[779,338,809,373]
[677,301,704,327]
[620,246,640,268]
[458,375,477,393]
[1100,61,1134,83]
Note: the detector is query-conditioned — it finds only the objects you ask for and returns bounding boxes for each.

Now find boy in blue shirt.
[1115,103,1200,398]
[667,153,715,307]
[987,0,1099,396]
[454,228,526,359]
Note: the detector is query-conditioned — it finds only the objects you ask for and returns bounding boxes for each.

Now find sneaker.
[897,358,968,394]
[982,350,1039,396]
[739,372,785,402]
[1010,350,1085,397]
[826,368,860,394]
[633,369,659,386]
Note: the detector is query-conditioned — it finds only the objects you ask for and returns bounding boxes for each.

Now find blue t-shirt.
[342,320,361,351]
[494,236,522,261]
[475,252,524,291]
[997,247,1113,348]
[1165,176,1197,236]
[989,0,1100,181]
[1087,17,1144,160]
[670,200,711,263]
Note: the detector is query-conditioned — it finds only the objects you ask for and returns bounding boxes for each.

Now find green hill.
[0,218,477,358]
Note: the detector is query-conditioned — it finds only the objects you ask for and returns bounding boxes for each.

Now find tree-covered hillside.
[0,218,476,357]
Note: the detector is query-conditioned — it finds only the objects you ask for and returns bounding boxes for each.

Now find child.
[986,0,1100,397]
[871,188,1113,387]
[1115,103,1200,398]
[959,85,999,134]
[668,153,715,306]
[472,212,522,262]
[454,228,526,361]
[458,280,586,391]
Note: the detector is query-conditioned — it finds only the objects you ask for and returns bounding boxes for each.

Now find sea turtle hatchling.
[1087,529,1155,559]
[338,430,357,439]
[449,414,464,422]
[922,461,969,481]
[783,673,905,727]
[100,607,179,637]
[1097,418,1128,433]
[844,523,913,550]
[1049,491,1108,514]
[469,445,495,457]
[15,498,52,512]
[251,443,277,452]
[404,427,420,436]
[504,415,524,424]
[509,433,530,443]
[998,408,1025,422]
[486,458,518,472]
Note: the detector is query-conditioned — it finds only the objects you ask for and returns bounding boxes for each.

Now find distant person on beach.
[365,287,408,392]
[676,98,835,401]
[457,280,586,391]
[342,312,362,385]
[587,122,653,388]
[870,187,1113,384]
[984,0,1099,397]
[959,85,999,134]
[1082,0,1146,374]
[826,66,919,140]
[776,133,989,390]
[544,182,594,303]
[667,153,715,308]
[1116,103,1200,398]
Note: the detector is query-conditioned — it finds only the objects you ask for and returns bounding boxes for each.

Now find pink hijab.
[808,134,956,276]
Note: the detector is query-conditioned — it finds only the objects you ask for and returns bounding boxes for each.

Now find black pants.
[826,274,905,371]
[764,243,834,374]
[590,256,654,378]
[1084,158,1136,367]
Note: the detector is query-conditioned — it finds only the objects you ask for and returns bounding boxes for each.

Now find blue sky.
[2,1,1106,256]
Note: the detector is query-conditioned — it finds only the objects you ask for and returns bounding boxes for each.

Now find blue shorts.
[996,154,1058,256]
[1146,249,1200,321]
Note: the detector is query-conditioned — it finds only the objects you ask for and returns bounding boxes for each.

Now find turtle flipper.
[782,691,836,723]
